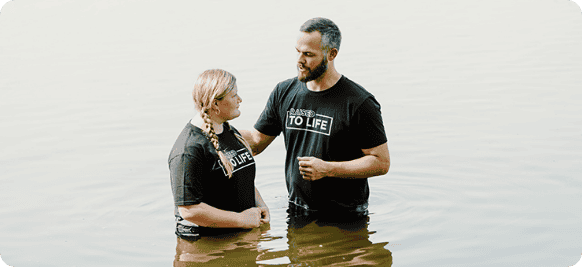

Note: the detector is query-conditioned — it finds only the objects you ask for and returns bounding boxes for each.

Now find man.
[242,17,390,216]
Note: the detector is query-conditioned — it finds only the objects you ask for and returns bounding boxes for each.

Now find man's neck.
[306,69,342,92]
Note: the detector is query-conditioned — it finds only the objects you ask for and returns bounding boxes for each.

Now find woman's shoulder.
[173,123,215,157]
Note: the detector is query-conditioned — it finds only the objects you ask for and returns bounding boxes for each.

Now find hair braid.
[201,111,219,150]
[200,110,234,178]
[192,69,240,178]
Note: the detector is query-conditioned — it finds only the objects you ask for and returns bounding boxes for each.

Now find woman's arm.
[178,203,262,229]
[255,187,270,224]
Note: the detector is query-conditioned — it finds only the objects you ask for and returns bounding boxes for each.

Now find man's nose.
[297,54,305,64]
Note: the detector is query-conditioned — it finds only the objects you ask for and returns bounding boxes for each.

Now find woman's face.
[215,86,242,122]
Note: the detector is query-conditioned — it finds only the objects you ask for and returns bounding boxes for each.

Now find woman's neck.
[190,115,224,134]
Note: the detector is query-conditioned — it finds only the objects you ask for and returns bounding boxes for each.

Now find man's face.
[296,31,328,82]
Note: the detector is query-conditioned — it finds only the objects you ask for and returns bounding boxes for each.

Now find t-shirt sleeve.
[353,96,388,149]
[170,149,207,206]
[254,85,283,137]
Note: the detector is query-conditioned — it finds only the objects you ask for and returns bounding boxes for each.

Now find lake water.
[1,0,582,266]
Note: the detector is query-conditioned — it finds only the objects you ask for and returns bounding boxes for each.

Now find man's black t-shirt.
[168,122,256,236]
[254,76,387,212]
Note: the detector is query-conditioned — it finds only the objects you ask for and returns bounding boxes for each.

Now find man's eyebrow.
[296,48,313,54]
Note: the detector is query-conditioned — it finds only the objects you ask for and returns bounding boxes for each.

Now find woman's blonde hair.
[192,69,252,178]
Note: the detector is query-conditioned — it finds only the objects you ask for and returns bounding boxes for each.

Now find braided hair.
[192,69,251,178]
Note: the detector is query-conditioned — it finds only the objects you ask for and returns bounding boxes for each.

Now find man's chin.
[298,73,308,82]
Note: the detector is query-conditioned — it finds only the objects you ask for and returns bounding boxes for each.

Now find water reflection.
[174,207,392,266]
[174,226,269,266]
[282,206,393,266]
[261,207,393,266]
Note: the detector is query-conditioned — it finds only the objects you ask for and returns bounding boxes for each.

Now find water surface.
[1,0,582,266]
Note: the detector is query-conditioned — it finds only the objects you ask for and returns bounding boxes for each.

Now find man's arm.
[297,142,390,180]
[240,129,277,156]
[178,203,263,229]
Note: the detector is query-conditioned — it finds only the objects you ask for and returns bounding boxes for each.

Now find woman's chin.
[229,112,242,121]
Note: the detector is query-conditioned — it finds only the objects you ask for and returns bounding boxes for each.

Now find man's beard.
[298,58,328,82]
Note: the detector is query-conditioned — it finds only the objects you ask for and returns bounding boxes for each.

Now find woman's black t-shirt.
[168,122,256,237]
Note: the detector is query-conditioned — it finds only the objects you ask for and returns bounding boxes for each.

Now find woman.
[168,69,270,240]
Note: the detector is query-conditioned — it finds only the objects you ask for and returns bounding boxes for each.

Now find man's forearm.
[239,129,276,156]
[239,129,255,148]
[298,143,390,180]
[240,129,261,155]
[326,154,390,178]
[326,142,391,178]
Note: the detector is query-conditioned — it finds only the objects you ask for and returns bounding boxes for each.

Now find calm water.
[1,0,582,266]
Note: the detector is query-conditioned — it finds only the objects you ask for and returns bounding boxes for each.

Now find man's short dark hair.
[299,17,341,52]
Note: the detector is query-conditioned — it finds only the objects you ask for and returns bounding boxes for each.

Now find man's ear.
[328,48,338,61]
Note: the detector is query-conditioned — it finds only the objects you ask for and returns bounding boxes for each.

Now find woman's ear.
[211,99,221,114]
